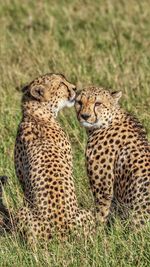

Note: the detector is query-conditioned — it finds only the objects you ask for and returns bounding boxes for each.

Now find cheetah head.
[75,87,122,129]
[22,73,76,116]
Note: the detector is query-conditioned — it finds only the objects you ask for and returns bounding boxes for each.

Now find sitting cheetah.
[75,86,150,226]
[14,73,94,244]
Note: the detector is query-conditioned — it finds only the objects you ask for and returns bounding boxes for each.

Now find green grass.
[0,0,150,266]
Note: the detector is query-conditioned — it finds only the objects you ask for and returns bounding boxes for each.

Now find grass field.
[0,0,150,266]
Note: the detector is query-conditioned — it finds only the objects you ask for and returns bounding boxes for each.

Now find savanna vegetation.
[0,0,149,266]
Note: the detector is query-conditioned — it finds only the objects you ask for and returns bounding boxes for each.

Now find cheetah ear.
[111,91,122,104]
[30,86,45,101]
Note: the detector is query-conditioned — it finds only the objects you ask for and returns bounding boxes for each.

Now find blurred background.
[0,1,149,266]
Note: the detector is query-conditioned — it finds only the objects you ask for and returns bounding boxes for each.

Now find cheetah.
[75,86,150,227]
[14,73,94,244]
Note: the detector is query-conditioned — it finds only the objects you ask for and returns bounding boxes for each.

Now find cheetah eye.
[95,102,102,107]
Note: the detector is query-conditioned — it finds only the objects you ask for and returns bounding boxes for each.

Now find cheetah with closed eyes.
[75,86,150,227]
[14,73,94,244]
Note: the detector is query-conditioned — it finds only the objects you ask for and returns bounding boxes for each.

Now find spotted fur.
[75,87,150,226]
[14,73,94,244]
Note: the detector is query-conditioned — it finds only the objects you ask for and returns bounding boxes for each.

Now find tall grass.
[0,0,149,266]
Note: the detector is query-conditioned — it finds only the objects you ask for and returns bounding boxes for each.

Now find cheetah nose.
[80,113,91,120]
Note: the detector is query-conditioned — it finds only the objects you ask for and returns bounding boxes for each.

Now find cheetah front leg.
[95,190,113,223]
[88,168,114,224]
